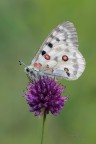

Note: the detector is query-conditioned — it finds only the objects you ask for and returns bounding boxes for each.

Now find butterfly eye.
[26,68,30,72]
[62,55,68,61]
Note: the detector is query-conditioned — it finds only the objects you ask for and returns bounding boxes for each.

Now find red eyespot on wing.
[34,63,37,67]
[34,63,42,68]
[62,55,68,61]
[44,54,50,60]
[64,67,69,72]
[38,63,42,67]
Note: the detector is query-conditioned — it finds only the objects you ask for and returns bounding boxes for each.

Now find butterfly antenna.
[19,60,27,67]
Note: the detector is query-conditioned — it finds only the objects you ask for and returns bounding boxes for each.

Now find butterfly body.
[25,66,59,81]
[25,21,86,81]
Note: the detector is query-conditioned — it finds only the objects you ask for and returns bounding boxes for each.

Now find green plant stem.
[41,113,46,144]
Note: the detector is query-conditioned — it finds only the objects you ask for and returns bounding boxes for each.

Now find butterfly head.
[25,65,40,81]
[19,60,35,77]
[24,65,32,73]
[24,65,34,81]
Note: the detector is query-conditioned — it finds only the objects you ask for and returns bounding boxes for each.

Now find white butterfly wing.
[31,21,85,80]
[32,21,78,64]
[52,49,86,80]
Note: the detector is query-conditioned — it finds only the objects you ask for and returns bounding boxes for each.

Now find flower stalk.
[41,112,46,144]
[24,77,68,143]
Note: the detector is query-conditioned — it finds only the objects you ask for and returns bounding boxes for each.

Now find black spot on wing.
[50,34,60,42]
[66,72,70,77]
[46,42,53,48]
[64,67,70,77]
[54,56,58,61]
[41,50,46,55]
[56,37,60,42]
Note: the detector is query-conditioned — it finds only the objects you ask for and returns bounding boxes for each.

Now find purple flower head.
[24,77,68,116]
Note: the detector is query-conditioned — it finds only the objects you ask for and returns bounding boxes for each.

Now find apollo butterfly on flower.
[20,21,86,81]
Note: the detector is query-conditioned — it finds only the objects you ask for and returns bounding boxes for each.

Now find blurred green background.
[0,0,96,144]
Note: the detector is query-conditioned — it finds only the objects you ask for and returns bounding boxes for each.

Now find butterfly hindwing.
[52,50,85,80]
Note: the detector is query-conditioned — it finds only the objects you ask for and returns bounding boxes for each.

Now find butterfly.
[20,21,86,81]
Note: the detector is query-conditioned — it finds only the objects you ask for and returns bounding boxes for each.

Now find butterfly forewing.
[31,21,85,80]
[32,21,78,64]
